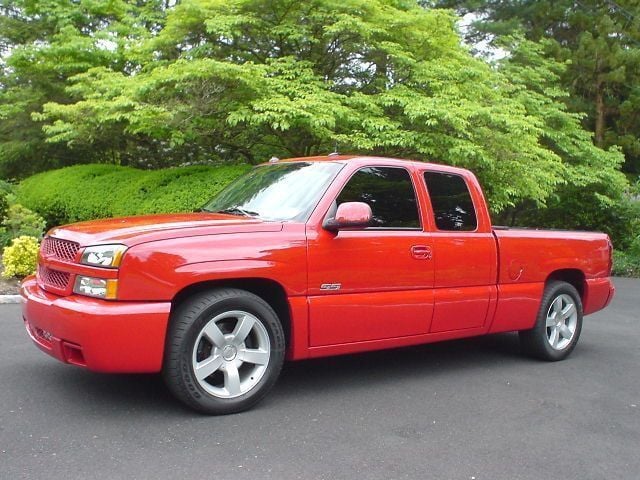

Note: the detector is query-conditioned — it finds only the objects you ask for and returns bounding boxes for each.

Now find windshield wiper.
[216,206,261,217]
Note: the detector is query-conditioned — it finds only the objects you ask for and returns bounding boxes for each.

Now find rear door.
[306,165,435,346]
[422,170,497,332]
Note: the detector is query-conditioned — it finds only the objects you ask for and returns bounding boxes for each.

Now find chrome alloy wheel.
[545,294,578,350]
[192,310,271,399]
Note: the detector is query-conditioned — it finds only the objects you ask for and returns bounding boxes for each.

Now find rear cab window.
[423,171,477,231]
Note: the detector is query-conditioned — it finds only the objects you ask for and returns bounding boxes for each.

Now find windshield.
[201,162,344,221]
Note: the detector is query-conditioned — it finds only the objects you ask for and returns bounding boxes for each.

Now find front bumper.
[21,276,171,373]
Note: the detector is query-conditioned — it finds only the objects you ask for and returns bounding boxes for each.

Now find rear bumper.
[583,277,615,315]
[21,276,171,373]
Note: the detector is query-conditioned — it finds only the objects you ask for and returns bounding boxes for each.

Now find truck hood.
[47,213,284,247]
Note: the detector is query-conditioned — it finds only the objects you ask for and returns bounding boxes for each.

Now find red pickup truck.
[22,156,615,414]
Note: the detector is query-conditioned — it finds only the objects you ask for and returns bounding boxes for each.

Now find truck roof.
[266,155,473,177]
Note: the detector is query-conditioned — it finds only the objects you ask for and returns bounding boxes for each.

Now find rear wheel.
[519,281,583,361]
[163,288,285,414]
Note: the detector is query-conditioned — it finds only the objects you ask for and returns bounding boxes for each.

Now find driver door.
[306,166,435,346]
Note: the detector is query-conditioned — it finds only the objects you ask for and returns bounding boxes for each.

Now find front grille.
[37,265,71,292]
[41,237,80,262]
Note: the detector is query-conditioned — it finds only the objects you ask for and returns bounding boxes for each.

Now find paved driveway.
[1,278,638,480]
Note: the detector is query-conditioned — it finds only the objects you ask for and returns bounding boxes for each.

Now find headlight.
[80,244,127,268]
[73,276,118,299]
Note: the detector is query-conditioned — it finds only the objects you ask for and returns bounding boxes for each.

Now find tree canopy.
[0,0,166,177]
[0,0,630,221]
[440,0,640,175]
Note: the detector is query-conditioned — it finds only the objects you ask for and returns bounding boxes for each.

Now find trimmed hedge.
[17,164,250,226]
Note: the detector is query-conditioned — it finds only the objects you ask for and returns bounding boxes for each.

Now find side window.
[336,167,420,229]
[424,172,477,231]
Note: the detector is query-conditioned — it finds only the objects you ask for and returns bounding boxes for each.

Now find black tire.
[163,288,285,414]
[519,280,583,361]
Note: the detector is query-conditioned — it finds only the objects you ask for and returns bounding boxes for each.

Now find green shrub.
[0,204,47,246]
[612,249,640,278]
[0,179,14,196]
[0,179,15,223]
[17,163,250,226]
[2,235,39,278]
[0,194,8,223]
[510,186,640,251]
[628,234,640,257]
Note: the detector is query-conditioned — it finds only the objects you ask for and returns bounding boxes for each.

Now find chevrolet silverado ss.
[21,156,615,414]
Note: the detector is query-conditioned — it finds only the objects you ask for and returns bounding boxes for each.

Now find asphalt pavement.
[1,278,638,480]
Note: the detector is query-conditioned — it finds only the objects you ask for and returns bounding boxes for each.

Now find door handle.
[411,245,432,260]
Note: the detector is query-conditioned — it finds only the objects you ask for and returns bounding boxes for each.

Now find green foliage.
[0,203,46,246]
[0,0,168,178]
[507,187,640,249]
[492,38,631,245]
[0,179,17,223]
[631,232,640,256]
[26,0,626,213]
[1,235,39,279]
[441,0,640,175]
[17,164,250,226]
[0,179,46,247]
[0,180,14,196]
[0,0,633,247]
[613,250,640,278]
[615,214,640,276]
[0,193,9,222]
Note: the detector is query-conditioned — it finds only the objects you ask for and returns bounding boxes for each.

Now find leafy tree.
[0,0,166,178]
[438,0,640,174]
[0,0,630,232]
[33,0,627,213]
[492,38,630,243]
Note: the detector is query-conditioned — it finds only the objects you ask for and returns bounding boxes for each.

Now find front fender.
[116,227,307,301]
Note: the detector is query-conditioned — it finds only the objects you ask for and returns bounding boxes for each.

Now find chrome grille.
[37,265,71,291]
[41,237,80,262]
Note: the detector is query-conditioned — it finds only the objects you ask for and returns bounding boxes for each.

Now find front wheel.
[519,281,583,361]
[163,288,285,414]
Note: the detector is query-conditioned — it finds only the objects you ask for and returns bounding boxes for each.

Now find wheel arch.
[545,269,585,301]
[170,277,292,346]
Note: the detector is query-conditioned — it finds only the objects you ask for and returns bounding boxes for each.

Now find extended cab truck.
[21,156,615,414]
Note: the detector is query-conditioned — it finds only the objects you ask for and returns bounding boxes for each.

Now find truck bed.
[493,227,611,285]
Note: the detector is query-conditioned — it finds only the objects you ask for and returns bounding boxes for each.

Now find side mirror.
[324,202,372,231]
